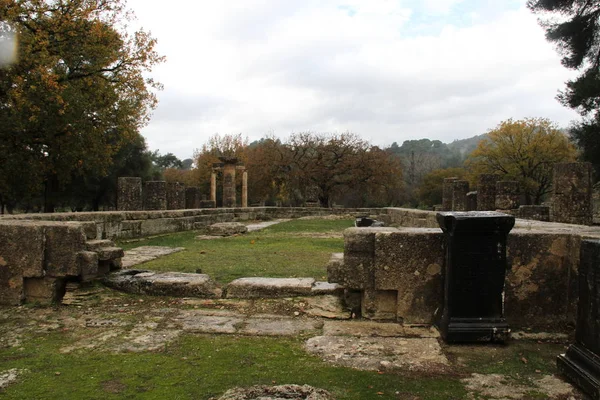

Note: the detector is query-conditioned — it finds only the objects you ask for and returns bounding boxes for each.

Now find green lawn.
[117,218,354,283]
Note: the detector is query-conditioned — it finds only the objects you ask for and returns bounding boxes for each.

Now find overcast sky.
[126,0,579,160]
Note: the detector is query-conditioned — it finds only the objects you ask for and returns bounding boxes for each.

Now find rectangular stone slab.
[225,277,316,298]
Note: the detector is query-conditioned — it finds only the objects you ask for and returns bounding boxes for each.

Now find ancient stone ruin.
[117,177,142,211]
[553,162,593,225]
[211,157,248,208]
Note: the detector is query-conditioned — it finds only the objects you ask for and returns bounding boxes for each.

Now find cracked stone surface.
[462,373,577,400]
[304,336,450,373]
[121,246,185,268]
[217,384,334,400]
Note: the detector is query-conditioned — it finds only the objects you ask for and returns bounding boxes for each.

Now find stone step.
[95,246,124,261]
[225,278,343,299]
[85,239,116,251]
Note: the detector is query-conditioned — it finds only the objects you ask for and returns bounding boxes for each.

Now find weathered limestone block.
[553,162,593,225]
[185,187,202,209]
[518,205,550,222]
[0,222,45,304]
[339,227,398,289]
[361,289,398,321]
[505,231,579,328]
[442,177,458,211]
[496,181,520,210]
[326,253,344,284]
[451,180,469,211]
[167,182,186,210]
[77,251,99,282]
[104,269,218,298]
[208,222,248,236]
[374,228,444,324]
[117,177,142,211]
[23,277,65,305]
[477,174,500,211]
[225,277,315,298]
[95,247,124,261]
[143,181,167,210]
[44,223,87,277]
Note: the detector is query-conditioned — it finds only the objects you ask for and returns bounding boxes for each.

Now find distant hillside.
[446,133,488,157]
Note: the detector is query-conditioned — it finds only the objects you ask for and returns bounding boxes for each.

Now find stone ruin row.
[117,177,217,211]
[0,220,123,305]
[441,162,593,225]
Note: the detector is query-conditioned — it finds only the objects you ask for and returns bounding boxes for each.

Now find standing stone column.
[495,181,519,210]
[442,177,458,211]
[242,170,248,208]
[451,180,469,211]
[467,192,477,211]
[477,174,499,211]
[185,187,202,209]
[553,162,593,225]
[558,239,600,398]
[210,171,217,204]
[143,181,167,210]
[117,177,142,211]
[167,182,186,210]
[221,158,237,208]
[436,211,515,343]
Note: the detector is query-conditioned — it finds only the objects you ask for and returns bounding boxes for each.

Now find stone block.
[361,289,398,321]
[85,239,116,252]
[505,231,579,328]
[344,227,397,254]
[104,269,218,298]
[185,187,202,209]
[225,277,315,298]
[442,177,458,211]
[553,162,593,225]
[117,177,142,211]
[0,221,45,279]
[467,191,477,211]
[496,181,520,210]
[77,251,99,282]
[23,277,65,304]
[374,228,444,324]
[477,174,500,211]
[208,222,248,236]
[44,223,87,277]
[451,180,469,211]
[143,181,167,210]
[95,246,124,261]
[326,253,344,284]
[167,182,186,210]
[199,200,216,208]
[339,253,374,289]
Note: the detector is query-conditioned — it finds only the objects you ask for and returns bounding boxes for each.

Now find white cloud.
[126,0,578,158]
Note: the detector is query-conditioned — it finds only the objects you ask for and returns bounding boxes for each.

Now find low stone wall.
[329,219,600,330]
[0,207,390,240]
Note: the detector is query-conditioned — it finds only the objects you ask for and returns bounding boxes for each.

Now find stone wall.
[0,220,121,305]
[328,217,600,329]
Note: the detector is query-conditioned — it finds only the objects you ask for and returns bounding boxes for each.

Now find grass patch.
[0,332,466,400]
[117,218,354,284]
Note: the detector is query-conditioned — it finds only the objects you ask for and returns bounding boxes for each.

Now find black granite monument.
[558,239,600,399]
[436,211,515,343]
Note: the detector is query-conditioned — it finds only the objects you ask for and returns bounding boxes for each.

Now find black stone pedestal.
[436,211,515,343]
[558,239,600,399]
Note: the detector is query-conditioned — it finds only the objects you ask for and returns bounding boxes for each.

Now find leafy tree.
[417,167,467,208]
[528,0,600,175]
[466,118,577,205]
[0,0,164,212]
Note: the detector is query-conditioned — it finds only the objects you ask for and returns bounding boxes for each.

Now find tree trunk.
[43,175,58,213]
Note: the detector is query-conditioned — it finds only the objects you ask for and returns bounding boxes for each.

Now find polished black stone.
[436,211,515,343]
[558,239,600,399]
